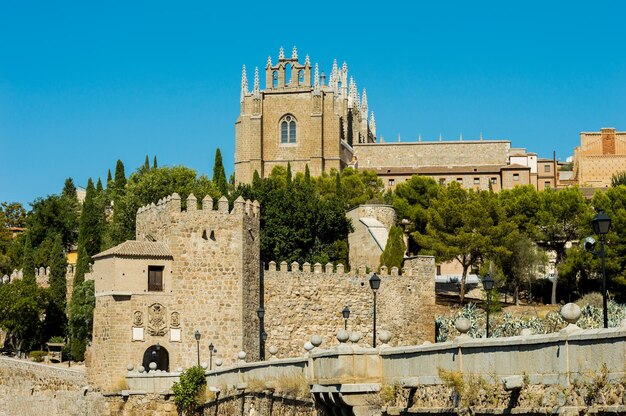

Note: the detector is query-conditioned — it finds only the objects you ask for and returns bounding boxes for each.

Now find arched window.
[298,70,304,85]
[285,63,292,86]
[272,71,278,88]
[142,345,169,372]
[280,115,297,144]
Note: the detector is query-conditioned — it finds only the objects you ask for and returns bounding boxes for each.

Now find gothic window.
[298,70,304,85]
[280,115,297,144]
[285,63,292,85]
[272,71,278,88]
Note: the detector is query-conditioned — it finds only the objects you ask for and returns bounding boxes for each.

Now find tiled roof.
[92,241,173,259]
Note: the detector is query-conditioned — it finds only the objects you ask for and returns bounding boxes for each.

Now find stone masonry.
[346,204,396,271]
[263,256,436,357]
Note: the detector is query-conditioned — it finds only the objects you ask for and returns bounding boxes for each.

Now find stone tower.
[235,46,376,184]
[87,194,261,391]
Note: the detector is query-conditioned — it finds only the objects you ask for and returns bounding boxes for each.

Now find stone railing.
[124,304,626,414]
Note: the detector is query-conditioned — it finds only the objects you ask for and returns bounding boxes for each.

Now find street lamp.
[592,210,611,328]
[369,273,381,347]
[209,342,215,370]
[342,306,351,331]
[194,330,201,366]
[257,307,265,360]
[481,275,495,338]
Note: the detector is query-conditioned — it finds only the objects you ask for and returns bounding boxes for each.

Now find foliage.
[29,350,46,362]
[274,372,310,398]
[1,202,27,228]
[212,148,228,196]
[46,234,67,337]
[380,225,406,270]
[611,171,626,187]
[68,280,95,361]
[21,233,36,284]
[48,336,65,343]
[172,366,207,415]
[0,279,49,352]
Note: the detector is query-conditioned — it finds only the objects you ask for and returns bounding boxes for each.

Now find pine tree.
[21,233,36,284]
[380,226,407,270]
[153,155,158,169]
[62,178,77,199]
[213,149,228,196]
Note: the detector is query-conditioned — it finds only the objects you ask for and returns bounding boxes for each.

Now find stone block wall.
[346,204,396,271]
[263,257,436,357]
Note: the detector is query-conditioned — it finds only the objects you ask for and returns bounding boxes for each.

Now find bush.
[48,336,65,343]
[173,366,207,415]
[29,350,46,362]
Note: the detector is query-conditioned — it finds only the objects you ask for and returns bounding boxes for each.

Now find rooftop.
[92,241,173,259]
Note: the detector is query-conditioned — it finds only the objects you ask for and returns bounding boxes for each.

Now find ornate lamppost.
[369,273,381,347]
[257,307,265,360]
[209,342,216,370]
[342,306,350,331]
[481,275,494,338]
[194,330,201,366]
[592,210,611,328]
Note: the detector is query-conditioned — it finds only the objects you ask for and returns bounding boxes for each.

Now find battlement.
[136,193,260,219]
[266,256,434,278]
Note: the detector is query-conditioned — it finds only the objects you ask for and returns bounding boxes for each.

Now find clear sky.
[2,1,625,206]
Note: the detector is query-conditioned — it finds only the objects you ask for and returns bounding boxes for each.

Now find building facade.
[574,127,626,188]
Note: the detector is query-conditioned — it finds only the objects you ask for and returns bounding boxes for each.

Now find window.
[298,70,304,85]
[545,181,551,189]
[456,178,463,184]
[513,174,519,181]
[285,63,292,85]
[388,179,395,186]
[544,164,551,173]
[491,177,497,184]
[280,115,297,144]
[439,178,446,186]
[272,71,278,88]
[148,266,164,291]
[473,177,480,185]
[436,265,441,276]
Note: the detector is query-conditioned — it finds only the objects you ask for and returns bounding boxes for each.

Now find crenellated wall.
[2,264,77,303]
[263,256,436,357]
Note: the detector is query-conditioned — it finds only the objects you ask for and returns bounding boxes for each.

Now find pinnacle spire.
[332,59,338,76]
[267,56,272,66]
[279,46,285,60]
[253,67,260,95]
[370,111,376,136]
[314,63,319,85]
[240,65,248,102]
[305,54,310,65]
[362,89,368,112]
[342,61,347,72]
[291,46,298,60]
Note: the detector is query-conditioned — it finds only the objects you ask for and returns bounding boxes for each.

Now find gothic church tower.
[235,47,376,183]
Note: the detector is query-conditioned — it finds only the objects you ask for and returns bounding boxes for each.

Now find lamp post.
[592,210,611,328]
[257,307,265,360]
[209,342,215,370]
[342,306,351,331]
[481,275,494,338]
[369,273,381,347]
[194,330,201,366]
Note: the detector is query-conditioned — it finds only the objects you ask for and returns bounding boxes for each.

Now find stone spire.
[361,89,368,114]
[305,54,310,66]
[370,111,376,137]
[253,67,260,97]
[313,63,320,95]
[267,56,272,67]
[240,65,248,102]
[459,132,463,141]
[291,46,298,60]
[279,46,285,60]
[348,77,356,108]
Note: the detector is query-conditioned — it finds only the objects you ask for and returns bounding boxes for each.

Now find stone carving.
[147,303,167,336]
[133,311,143,327]
[170,312,180,328]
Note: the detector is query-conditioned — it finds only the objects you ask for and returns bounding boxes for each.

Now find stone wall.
[353,140,511,169]
[346,205,396,271]
[263,257,436,357]
[202,393,321,416]
[0,357,108,416]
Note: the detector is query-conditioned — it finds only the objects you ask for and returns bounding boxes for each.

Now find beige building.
[235,46,375,184]
[574,127,626,188]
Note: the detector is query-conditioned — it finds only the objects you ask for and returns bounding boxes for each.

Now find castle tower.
[87,194,261,391]
[235,47,376,184]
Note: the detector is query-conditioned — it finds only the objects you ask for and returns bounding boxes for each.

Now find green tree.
[76,179,103,259]
[213,148,228,196]
[143,155,150,171]
[46,234,68,338]
[21,233,36,284]
[0,279,49,352]
[68,279,95,361]
[153,155,158,169]
[380,225,406,270]
[1,202,27,228]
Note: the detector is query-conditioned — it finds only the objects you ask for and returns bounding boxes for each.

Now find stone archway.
[142,344,169,372]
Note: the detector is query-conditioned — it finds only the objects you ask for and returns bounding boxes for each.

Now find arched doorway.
[142,344,169,372]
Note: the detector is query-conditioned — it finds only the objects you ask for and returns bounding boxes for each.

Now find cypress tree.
[252,170,262,190]
[213,148,228,196]
[21,233,36,284]
[143,155,150,171]
[106,169,113,189]
[114,160,126,195]
[286,162,292,188]
[153,155,158,169]
[49,234,67,307]
[62,178,77,199]
[76,179,102,260]
[96,178,103,193]
[380,226,407,270]
[304,165,311,185]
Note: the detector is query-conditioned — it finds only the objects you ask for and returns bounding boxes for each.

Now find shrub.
[173,366,207,415]
[29,350,46,362]
[48,336,65,343]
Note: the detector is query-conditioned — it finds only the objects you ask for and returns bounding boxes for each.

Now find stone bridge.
[125,308,626,416]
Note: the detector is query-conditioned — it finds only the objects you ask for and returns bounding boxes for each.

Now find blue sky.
[2,1,625,206]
